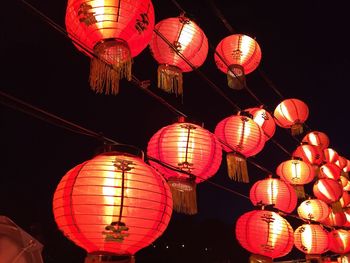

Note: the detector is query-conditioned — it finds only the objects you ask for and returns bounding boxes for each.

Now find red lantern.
[215,113,265,182]
[319,162,342,180]
[292,143,324,167]
[313,178,343,212]
[323,148,339,163]
[336,155,348,170]
[147,118,222,214]
[273,98,309,136]
[149,15,208,96]
[52,150,172,261]
[235,210,294,261]
[249,176,297,213]
[214,34,261,90]
[302,131,330,150]
[244,107,276,141]
[65,0,155,94]
[344,159,350,173]
[329,229,350,254]
[340,191,350,208]
[341,176,350,191]
[321,210,346,227]
[344,209,350,227]
[294,224,329,256]
[276,158,315,198]
[297,199,330,222]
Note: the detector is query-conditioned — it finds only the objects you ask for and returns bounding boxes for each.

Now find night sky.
[1,1,350,262]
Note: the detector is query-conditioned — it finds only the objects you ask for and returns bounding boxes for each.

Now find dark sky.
[1,1,350,262]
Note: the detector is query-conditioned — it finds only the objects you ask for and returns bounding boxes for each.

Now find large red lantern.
[244,107,276,141]
[328,229,350,254]
[323,148,339,163]
[292,143,324,167]
[149,15,208,96]
[65,0,155,95]
[215,113,265,182]
[319,162,342,180]
[147,118,222,214]
[302,131,330,150]
[313,178,343,212]
[273,98,309,136]
[235,210,294,262]
[249,176,297,213]
[214,34,261,90]
[297,199,330,222]
[321,210,346,227]
[52,150,172,262]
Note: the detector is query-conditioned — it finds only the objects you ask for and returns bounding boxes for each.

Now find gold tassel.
[157,64,183,96]
[293,185,306,199]
[90,39,132,95]
[227,64,246,90]
[291,123,303,136]
[168,178,197,215]
[249,254,272,263]
[331,200,343,213]
[226,152,249,183]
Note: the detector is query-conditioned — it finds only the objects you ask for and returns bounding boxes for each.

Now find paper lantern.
[214,34,261,90]
[147,118,222,214]
[340,191,350,208]
[294,224,329,256]
[302,131,330,150]
[249,176,297,213]
[336,156,348,170]
[319,162,342,180]
[215,113,265,182]
[329,229,350,254]
[324,148,339,163]
[344,159,350,173]
[276,158,315,198]
[65,0,155,94]
[344,209,350,227]
[235,210,294,262]
[313,178,343,212]
[292,143,324,167]
[149,15,208,96]
[53,150,173,261]
[321,210,346,227]
[273,98,309,136]
[245,107,276,141]
[341,176,350,191]
[297,199,330,222]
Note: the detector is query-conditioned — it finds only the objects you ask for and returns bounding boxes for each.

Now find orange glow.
[294,224,329,255]
[297,199,330,222]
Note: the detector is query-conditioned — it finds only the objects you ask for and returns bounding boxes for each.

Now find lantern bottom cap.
[85,253,134,263]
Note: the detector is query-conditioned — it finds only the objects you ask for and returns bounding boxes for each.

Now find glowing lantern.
[344,159,350,173]
[276,158,315,198]
[273,98,309,136]
[52,150,173,261]
[214,34,261,90]
[294,224,329,257]
[336,156,348,169]
[341,176,350,191]
[344,209,350,227]
[319,162,342,180]
[292,143,324,167]
[244,107,276,141]
[149,15,208,96]
[340,191,350,208]
[329,229,350,254]
[147,118,222,214]
[313,178,343,212]
[324,148,339,163]
[321,210,346,227]
[249,176,297,213]
[302,131,330,150]
[214,113,265,182]
[65,0,155,95]
[297,199,330,222]
[235,210,294,262]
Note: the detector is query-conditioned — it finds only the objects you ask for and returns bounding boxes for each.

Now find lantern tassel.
[226,152,249,183]
[167,178,197,215]
[249,254,272,263]
[157,64,183,96]
[90,39,132,95]
[293,185,306,199]
[331,200,343,213]
[227,64,246,90]
[291,123,303,136]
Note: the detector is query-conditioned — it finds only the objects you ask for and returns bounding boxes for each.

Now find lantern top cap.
[96,143,144,159]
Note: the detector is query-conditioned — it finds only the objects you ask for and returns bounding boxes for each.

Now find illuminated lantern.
[235,210,294,262]
[276,158,315,198]
[341,176,350,191]
[297,199,330,222]
[149,15,208,96]
[336,156,348,169]
[329,229,350,254]
[321,210,346,227]
[294,224,329,259]
[302,131,330,150]
[340,191,350,208]
[273,98,309,136]
[147,118,222,214]
[313,178,343,212]
[324,148,339,163]
[214,34,261,90]
[344,209,350,227]
[65,0,155,95]
[319,162,342,180]
[52,149,173,262]
[249,176,297,213]
[245,107,276,141]
[344,159,350,173]
[292,143,324,167]
[214,113,265,182]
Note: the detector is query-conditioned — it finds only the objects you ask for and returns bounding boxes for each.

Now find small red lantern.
[214,34,261,90]
[344,159,350,173]
[341,176,350,191]
[276,158,315,198]
[319,162,342,180]
[65,0,155,95]
[235,210,294,262]
[302,131,330,150]
[340,191,350,208]
[328,229,350,254]
[52,149,172,262]
[249,176,297,213]
[344,209,350,227]
[215,113,265,182]
[297,199,330,222]
[321,210,346,227]
[244,107,276,141]
[292,143,324,167]
[147,118,222,214]
[313,178,343,212]
[336,155,348,170]
[294,224,329,256]
[273,98,309,136]
[323,148,339,163]
[149,15,208,96]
